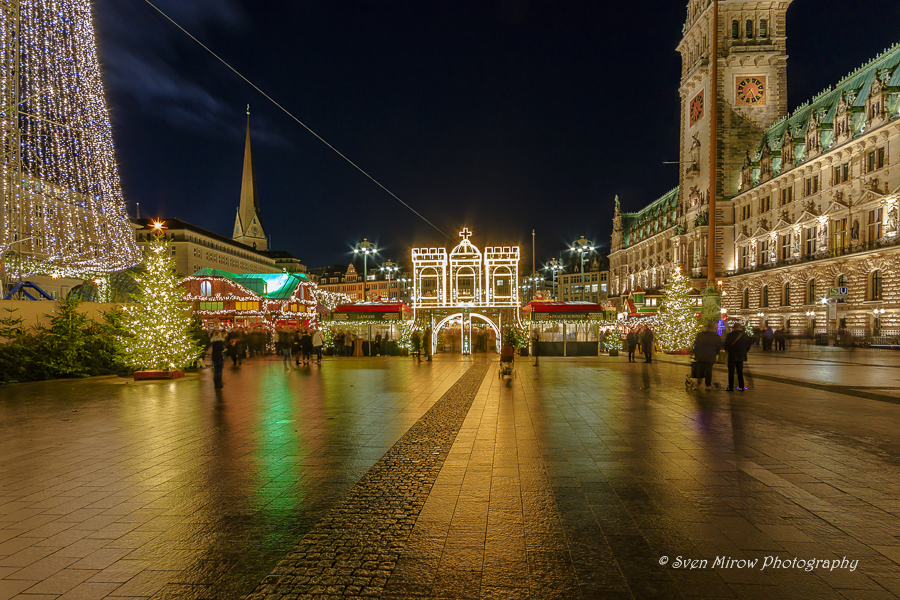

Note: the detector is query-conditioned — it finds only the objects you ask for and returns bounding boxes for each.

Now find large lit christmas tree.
[656,267,701,352]
[1,0,140,279]
[119,224,202,371]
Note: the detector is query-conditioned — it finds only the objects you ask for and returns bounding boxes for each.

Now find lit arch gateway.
[411,228,521,354]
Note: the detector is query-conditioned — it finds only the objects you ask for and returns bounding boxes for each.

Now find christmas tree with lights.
[657,267,701,352]
[1,0,140,279]
[120,225,202,371]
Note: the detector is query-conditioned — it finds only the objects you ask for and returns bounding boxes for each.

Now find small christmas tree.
[120,225,202,371]
[657,267,701,352]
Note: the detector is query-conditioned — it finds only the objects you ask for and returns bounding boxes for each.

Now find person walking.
[640,327,655,363]
[692,322,723,390]
[226,328,242,366]
[531,328,540,367]
[277,327,293,370]
[411,329,421,362]
[626,329,638,362]
[774,326,786,352]
[300,329,313,365]
[762,325,774,351]
[724,323,753,391]
[424,326,432,362]
[312,329,324,364]
[344,329,354,357]
[210,330,226,388]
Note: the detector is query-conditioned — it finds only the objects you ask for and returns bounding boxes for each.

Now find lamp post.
[545,258,562,300]
[381,260,398,301]
[354,238,377,301]
[571,236,595,302]
[398,277,410,303]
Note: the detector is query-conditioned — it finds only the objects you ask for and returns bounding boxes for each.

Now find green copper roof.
[620,186,680,248]
[757,42,900,156]
[191,268,309,299]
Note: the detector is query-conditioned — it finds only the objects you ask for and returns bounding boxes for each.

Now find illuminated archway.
[432,312,501,354]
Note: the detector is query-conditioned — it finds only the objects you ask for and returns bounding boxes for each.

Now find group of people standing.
[275,327,325,369]
[692,322,753,391]
[625,327,655,363]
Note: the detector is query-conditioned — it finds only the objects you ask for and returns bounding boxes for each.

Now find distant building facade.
[314,263,412,303]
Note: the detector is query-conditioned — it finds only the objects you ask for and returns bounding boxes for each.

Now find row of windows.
[740,146,888,220]
[732,18,768,40]
[740,272,883,308]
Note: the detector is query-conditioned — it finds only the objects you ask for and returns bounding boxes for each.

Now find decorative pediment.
[752,225,770,237]
[821,201,849,217]
[734,231,749,243]
[773,218,793,231]
[797,210,819,223]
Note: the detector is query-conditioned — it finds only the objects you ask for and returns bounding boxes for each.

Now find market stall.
[522,301,612,357]
[329,302,413,356]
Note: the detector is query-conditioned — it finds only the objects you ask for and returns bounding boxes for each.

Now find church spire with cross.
[233,105,267,251]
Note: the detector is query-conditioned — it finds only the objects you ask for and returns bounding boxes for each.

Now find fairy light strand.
[1,0,140,279]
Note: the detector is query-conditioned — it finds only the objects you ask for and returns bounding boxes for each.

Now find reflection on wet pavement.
[3,352,900,599]
[0,358,469,599]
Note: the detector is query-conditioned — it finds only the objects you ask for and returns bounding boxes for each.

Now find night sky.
[95,1,896,270]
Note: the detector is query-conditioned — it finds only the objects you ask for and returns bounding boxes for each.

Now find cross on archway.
[459,228,473,241]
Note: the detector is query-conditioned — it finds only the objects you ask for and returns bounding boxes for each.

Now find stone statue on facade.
[851,219,860,242]
[817,223,828,252]
[792,232,801,256]
[888,205,899,235]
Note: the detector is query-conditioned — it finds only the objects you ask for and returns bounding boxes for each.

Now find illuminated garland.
[119,233,203,370]
[316,289,352,311]
[1,0,140,278]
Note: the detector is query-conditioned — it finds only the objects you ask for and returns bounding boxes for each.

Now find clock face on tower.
[736,76,766,106]
[689,91,704,126]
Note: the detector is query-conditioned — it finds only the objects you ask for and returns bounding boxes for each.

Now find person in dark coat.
[210,330,226,388]
[692,322,723,390]
[299,329,313,365]
[724,323,753,391]
[762,325,775,351]
[226,328,242,366]
[640,327,655,363]
[411,330,421,362]
[424,327,432,362]
[774,327,786,352]
[626,330,638,362]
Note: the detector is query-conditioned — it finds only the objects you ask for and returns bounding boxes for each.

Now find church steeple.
[233,105,267,251]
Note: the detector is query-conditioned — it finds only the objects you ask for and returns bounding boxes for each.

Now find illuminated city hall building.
[610,0,900,337]
[411,229,520,354]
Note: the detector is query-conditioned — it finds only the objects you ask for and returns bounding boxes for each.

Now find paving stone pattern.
[244,359,491,600]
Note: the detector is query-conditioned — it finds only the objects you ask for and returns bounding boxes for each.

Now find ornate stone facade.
[723,44,900,336]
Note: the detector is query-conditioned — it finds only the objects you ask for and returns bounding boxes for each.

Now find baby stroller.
[499,345,515,387]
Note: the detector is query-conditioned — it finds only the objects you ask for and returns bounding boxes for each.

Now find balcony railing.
[726,235,900,277]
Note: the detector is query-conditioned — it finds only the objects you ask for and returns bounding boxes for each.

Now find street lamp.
[381,260,398,301]
[353,238,377,301]
[545,258,562,300]
[570,236,595,302]
[398,277,410,302]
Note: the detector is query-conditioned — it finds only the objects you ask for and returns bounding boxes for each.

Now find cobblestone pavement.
[245,360,490,600]
[2,353,900,599]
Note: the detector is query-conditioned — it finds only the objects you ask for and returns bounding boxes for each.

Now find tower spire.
[233,106,267,250]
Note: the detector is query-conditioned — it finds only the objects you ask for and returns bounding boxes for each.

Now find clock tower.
[233,107,268,251]
[678,1,791,203]
[677,0,791,276]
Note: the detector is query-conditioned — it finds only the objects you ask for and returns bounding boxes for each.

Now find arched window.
[746,19,754,38]
[870,271,883,301]
[200,281,212,297]
[807,279,816,304]
[759,19,768,37]
[782,282,791,306]
[835,274,848,289]
[761,285,769,307]
[742,288,750,309]
[732,20,739,39]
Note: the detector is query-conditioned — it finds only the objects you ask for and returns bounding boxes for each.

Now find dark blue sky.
[96,1,896,269]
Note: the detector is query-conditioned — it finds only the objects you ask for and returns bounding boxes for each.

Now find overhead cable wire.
[141,0,451,240]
